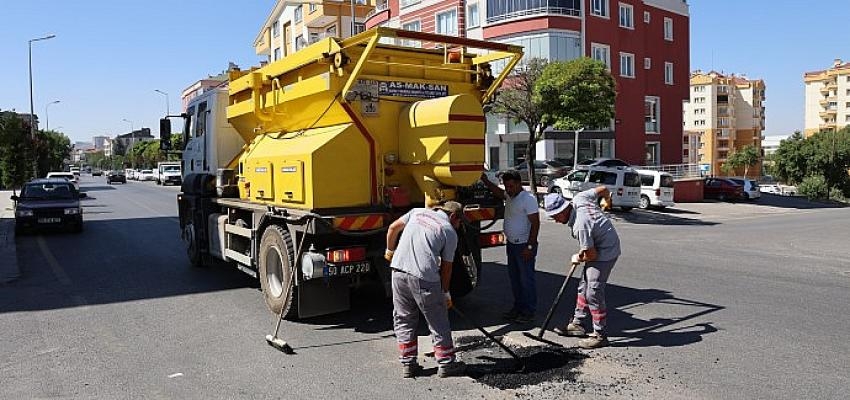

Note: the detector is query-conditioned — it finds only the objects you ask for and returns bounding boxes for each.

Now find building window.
[644,57,651,70]
[309,32,320,44]
[491,32,582,74]
[294,5,303,22]
[591,0,609,18]
[664,62,674,85]
[695,97,705,104]
[591,43,610,69]
[400,0,420,8]
[645,96,660,133]
[619,52,635,78]
[664,17,673,40]
[272,21,280,38]
[646,142,660,166]
[467,2,480,28]
[401,20,421,47]
[619,3,634,29]
[353,22,366,34]
[326,25,337,36]
[295,34,306,50]
[273,47,281,61]
[435,9,458,36]
[694,85,705,93]
[644,11,650,23]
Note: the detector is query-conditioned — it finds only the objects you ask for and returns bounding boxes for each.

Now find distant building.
[181,68,232,112]
[683,71,766,177]
[114,128,154,150]
[93,136,109,150]
[2,111,39,130]
[762,136,783,156]
[74,142,94,151]
[803,58,850,138]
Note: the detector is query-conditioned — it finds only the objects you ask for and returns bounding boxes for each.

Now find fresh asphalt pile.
[455,335,588,390]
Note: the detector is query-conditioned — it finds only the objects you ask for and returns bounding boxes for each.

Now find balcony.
[486,0,581,24]
[826,80,838,90]
[365,1,390,29]
[819,109,838,118]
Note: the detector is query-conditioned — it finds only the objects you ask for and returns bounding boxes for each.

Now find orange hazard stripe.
[333,214,385,231]
[449,164,485,172]
[463,208,496,221]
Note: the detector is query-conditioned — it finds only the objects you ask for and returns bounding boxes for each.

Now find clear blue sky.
[1,1,848,143]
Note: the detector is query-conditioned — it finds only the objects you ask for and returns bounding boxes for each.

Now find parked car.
[704,178,743,201]
[759,183,781,194]
[46,171,79,190]
[138,170,155,181]
[511,159,570,187]
[107,170,127,184]
[550,165,641,211]
[635,169,675,209]
[11,178,86,234]
[728,178,761,200]
[577,158,631,168]
[92,169,103,177]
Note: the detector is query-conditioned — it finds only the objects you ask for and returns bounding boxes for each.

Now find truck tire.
[449,228,481,298]
[182,221,204,268]
[258,224,298,318]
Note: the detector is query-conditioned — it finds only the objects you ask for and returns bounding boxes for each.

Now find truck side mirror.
[10,195,18,201]
[160,118,172,151]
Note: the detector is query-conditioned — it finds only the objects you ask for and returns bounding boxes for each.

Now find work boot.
[402,362,422,378]
[437,361,466,378]
[578,332,609,349]
[502,309,520,321]
[553,323,586,337]
[513,312,535,324]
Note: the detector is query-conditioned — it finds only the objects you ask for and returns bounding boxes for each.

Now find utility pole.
[28,34,56,178]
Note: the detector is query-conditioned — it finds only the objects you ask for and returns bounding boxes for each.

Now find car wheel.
[742,192,749,200]
[639,195,650,209]
[718,193,727,202]
[258,224,298,318]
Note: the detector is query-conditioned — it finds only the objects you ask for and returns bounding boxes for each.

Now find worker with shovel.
[543,186,621,349]
[385,201,465,378]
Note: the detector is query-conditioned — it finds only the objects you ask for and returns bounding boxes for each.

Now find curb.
[0,191,20,284]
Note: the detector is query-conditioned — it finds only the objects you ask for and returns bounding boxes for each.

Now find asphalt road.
[2,176,849,399]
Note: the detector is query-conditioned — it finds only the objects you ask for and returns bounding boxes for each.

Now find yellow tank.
[227,27,522,210]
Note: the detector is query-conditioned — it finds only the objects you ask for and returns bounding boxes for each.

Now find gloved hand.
[600,196,612,211]
[384,249,394,262]
[444,292,453,309]
[571,253,581,265]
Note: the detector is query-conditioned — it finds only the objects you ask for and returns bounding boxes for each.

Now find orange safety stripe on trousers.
[590,309,607,321]
[434,345,455,359]
[576,294,587,309]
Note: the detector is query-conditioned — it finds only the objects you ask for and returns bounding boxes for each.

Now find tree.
[112,139,126,157]
[724,144,760,178]
[771,128,850,200]
[490,58,548,187]
[35,130,72,177]
[0,111,35,188]
[490,57,616,188]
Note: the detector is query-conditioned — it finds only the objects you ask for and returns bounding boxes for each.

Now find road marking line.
[37,236,73,286]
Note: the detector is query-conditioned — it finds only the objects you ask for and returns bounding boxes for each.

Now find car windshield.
[21,183,76,200]
[163,166,180,172]
[660,175,674,187]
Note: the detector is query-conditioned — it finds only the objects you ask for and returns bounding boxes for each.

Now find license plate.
[325,262,371,277]
[38,218,61,224]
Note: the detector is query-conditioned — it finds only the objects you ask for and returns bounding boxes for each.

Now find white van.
[550,166,641,211]
[635,169,675,209]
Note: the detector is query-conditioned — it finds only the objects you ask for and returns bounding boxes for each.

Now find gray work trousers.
[391,270,455,365]
[572,258,618,334]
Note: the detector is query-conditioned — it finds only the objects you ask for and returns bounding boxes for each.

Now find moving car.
[703,178,743,201]
[550,165,641,211]
[577,158,631,168]
[728,178,761,200]
[46,171,79,190]
[511,159,570,187]
[636,169,675,209]
[11,178,86,234]
[107,170,127,184]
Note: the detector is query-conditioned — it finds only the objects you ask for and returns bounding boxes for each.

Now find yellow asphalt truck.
[162,28,522,318]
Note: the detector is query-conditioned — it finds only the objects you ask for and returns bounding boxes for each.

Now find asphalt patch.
[457,335,587,390]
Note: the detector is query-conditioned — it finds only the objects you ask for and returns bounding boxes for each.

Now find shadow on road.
[611,210,720,226]
[80,185,117,192]
[746,194,846,210]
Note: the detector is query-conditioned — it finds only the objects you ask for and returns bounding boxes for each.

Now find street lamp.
[154,89,170,115]
[45,100,60,131]
[28,33,56,177]
[122,118,134,132]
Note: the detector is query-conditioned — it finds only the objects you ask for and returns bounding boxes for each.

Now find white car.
[46,172,80,190]
[550,166,641,211]
[635,169,675,209]
[759,184,781,194]
[138,170,155,181]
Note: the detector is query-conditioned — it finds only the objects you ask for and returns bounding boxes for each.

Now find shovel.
[522,261,581,347]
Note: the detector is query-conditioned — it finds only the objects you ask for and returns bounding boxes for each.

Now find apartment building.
[366,0,690,169]
[682,71,765,177]
[255,0,375,62]
[804,58,850,138]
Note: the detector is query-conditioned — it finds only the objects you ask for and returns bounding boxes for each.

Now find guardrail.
[634,163,703,179]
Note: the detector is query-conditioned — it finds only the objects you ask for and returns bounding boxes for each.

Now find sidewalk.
[0,190,19,284]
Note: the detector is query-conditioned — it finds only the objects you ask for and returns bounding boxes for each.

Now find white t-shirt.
[503,190,539,244]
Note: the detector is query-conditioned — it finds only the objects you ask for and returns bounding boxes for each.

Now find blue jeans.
[506,243,537,314]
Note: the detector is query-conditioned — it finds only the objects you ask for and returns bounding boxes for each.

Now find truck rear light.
[655,188,660,196]
[479,232,505,248]
[617,188,623,196]
[326,247,366,263]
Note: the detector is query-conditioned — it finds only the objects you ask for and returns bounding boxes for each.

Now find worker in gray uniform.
[543,186,621,349]
[385,201,465,378]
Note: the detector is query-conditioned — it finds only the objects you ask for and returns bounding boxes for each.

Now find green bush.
[798,175,827,200]
[829,187,846,202]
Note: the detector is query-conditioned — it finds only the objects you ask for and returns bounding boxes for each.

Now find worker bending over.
[385,201,465,378]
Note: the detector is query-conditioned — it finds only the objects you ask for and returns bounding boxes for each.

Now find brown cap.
[438,200,463,215]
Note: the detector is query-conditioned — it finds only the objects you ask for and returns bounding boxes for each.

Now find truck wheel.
[449,229,481,298]
[258,224,298,318]
[182,221,204,268]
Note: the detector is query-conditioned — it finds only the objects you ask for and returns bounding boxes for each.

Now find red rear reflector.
[479,232,506,247]
[655,188,661,196]
[617,188,623,196]
[326,247,366,263]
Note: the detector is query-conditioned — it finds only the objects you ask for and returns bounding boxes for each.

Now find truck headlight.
[16,209,34,217]
[64,208,81,215]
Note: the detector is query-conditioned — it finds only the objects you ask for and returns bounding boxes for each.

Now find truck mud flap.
[297,276,351,318]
